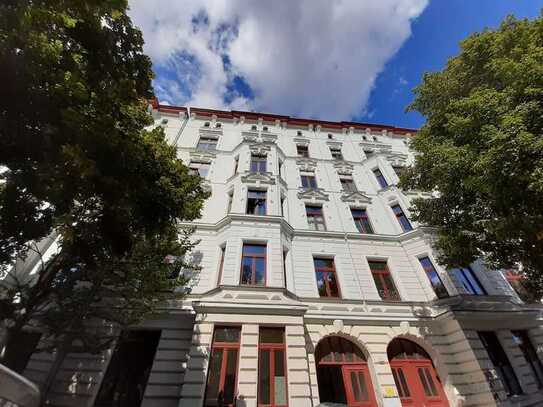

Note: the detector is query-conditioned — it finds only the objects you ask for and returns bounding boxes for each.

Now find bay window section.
[204,327,241,407]
[240,244,266,286]
[369,261,400,301]
[258,328,288,407]
[351,208,374,234]
[314,258,340,298]
[419,257,449,299]
[247,190,267,215]
[451,266,486,295]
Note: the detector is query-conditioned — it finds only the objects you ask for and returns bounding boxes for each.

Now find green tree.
[0,0,208,394]
[403,14,543,298]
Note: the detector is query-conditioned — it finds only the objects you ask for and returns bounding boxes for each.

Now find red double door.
[391,360,449,407]
[341,364,378,407]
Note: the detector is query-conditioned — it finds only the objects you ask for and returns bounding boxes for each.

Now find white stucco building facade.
[15,103,543,407]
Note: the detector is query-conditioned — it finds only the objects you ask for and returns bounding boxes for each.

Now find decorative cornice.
[341,191,372,205]
[297,187,330,202]
[294,137,310,146]
[241,171,276,186]
[249,142,272,156]
[189,150,216,161]
[296,158,318,172]
[334,161,354,175]
[198,128,222,137]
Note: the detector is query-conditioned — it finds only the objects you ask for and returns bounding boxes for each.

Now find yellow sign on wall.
[383,386,397,398]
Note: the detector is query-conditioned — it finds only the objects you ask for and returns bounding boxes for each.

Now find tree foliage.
[403,14,543,298]
[0,0,208,363]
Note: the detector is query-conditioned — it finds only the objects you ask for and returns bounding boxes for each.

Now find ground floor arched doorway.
[388,338,449,406]
[315,336,377,407]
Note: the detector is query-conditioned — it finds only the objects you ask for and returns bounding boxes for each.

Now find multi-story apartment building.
[10,102,543,407]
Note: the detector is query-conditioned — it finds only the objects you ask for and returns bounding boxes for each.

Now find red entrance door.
[391,360,449,407]
[342,365,377,407]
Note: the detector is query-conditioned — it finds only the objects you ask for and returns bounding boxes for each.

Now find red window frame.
[351,208,374,234]
[314,258,341,298]
[204,327,241,407]
[369,261,400,301]
[240,244,267,286]
[306,205,326,231]
[258,328,288,407]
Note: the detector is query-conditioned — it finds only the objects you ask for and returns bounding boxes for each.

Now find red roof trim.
[155,103,418,135]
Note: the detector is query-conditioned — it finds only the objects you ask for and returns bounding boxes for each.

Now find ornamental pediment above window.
[386,152,408,166]
[296,158,317,172]
[190,150,215,161]
[360,141,392,154]
[297,187,329,202]
[334,161,353,175]
[294,137,310,146]
[341,191,372,205]
[242,132,277,145]
[249,143,271,156]
[241,171,275,185]
[326,140,342,148]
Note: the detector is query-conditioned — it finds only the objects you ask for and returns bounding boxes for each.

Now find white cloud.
[128,0,427,120]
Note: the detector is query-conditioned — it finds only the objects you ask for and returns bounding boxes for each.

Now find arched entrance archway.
[387,338,449,406]
[315,336,377,407]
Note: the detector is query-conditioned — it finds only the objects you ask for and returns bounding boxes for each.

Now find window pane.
[214,327,241,343]
[274,350,287,405]
[463,267,485,295]
[382,274,400,300]
[254,258,266,285]
[260,328,284,344]
[368,261,387,271]
[223,349,238,403]
[358,371,369,401]
[205,349,223,402]
[241,257,253,284]
[243,245,266,255]
[316,272,327,297]
[351,371,361,401]
[259,349,271,404]
[327,272,340,297]
[418,367,432,397]
[314,258,334,270]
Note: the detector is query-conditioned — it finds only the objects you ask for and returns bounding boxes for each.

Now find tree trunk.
[39,344,68,407]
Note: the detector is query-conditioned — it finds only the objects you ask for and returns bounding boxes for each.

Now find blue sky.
[365,0,542,128]
[129,1,542,129]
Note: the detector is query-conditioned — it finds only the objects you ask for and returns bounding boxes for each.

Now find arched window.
[388,338,449,406]
[315,337,377,406]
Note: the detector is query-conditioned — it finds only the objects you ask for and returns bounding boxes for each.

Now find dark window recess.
[306,205,326,231]
[373,168,388,188]
[247,190,267,215]
[419,257,449,299]
[369,261,400,301]
[330,147,343,160]
[2,331,42,374]
[314,258,340,298]
[452,267,486,295]
[351,208,373,234]
[391,204,413,232]
[363,149,374,158]
[297,145,309,158]
[204,327,241,407]
[478,331,523,396]
[512,330,543,388]
[340,178,357,193]
[251,155,267,173]
[241,244,266,286]
[94,330,161,407]
[301,174,317,189]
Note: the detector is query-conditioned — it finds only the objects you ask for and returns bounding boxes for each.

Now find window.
[263,126,269,132]
[240,244,266,286]
[227,191,233,213]
[362,135,367,141]
[282,251,288,288]
[297,130,303,136]
[314,258,340,298]
[478,331,522,396]
[369,261,400,301]
[330,147,343,160]
[247,190,267,215]
[278,160,283,177]
[215,122,222,128]
[197,136,218,151]
[204,121,210,127]
[511,330,543,388]
[204,327,241,407]
[251,155,267,173]
[419,257,448,299]
[258,328,287,406]
[297,145,309,158]
[391,204,413,232]
[95,330,161,407]
[252,125,258,131]
[328,134,333,139]
[340,178,357,193]
[363,149,374,158]
[373,168,388,188]
[451,266,486,295]
[189,161,210,178]
[306,205,326,231]
[351,208,373,234]
[280,196,286,217]
[372,136,378,142]
[217,246,226,285]
[301,173,317,189]
[233,156,239,175]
